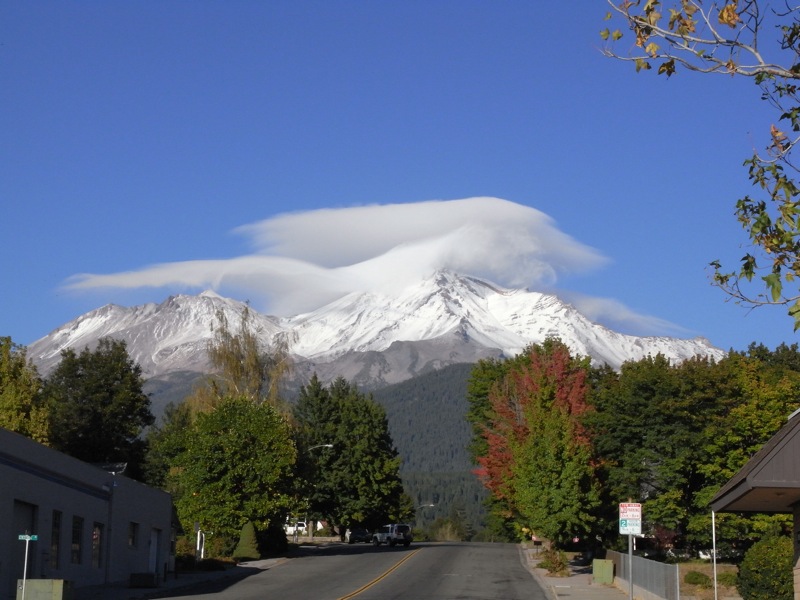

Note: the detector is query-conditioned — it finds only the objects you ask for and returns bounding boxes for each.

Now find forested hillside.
[371,363,487,531]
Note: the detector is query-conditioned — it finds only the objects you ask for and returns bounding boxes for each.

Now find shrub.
[538,548,569,575]
[197,558,231,571]
[717,571,738,587]
[684,571,711,587]
[737,535,793,600]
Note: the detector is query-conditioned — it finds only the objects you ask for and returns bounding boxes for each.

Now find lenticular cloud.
[66,197,608,316]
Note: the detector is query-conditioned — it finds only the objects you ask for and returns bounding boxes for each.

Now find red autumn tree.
[474,339,600,543]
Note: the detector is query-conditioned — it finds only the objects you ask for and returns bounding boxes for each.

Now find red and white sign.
[619,503,642,535]
[619,503,642,520]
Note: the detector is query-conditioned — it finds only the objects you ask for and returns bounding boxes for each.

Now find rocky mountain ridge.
[28,270,726,391]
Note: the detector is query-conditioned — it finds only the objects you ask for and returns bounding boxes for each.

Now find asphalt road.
[162,542,549,600]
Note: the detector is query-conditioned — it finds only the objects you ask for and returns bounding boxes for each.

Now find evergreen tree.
[294,375,409,533]
[142,400,193,489]
[233,521,261,561]
[44,338,154,478]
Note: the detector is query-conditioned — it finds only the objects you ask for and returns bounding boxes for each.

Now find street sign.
[17,535,37,541]
[619,518,641,535]
[619,503,642,535]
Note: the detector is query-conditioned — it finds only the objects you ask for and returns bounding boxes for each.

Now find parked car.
[346,527,371,544]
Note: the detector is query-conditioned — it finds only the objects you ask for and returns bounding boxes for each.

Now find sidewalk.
[522,547,630,600]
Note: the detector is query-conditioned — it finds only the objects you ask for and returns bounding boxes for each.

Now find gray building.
[0,427,174,599]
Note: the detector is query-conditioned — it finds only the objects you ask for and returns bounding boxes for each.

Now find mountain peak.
[28,273,726,384]
[199,289,224,299]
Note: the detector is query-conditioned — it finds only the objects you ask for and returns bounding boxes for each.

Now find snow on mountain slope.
[285,270,723,366]
[285,271,522,359]
[27,270,725,381]
[29,290,284,377]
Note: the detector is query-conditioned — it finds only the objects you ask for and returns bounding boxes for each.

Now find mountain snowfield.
[28,270,726,386]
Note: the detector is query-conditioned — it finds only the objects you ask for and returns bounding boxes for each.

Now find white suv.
[372,524,412,547]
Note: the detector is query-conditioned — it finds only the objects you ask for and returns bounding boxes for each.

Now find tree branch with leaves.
[603,0,800,328]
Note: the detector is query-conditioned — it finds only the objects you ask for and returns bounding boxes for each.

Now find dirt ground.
[678,561,740,600]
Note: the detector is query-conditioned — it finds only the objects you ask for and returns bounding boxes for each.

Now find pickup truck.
[372,524,412,547]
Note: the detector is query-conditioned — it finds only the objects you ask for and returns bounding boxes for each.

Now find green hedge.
[737,535,793,600]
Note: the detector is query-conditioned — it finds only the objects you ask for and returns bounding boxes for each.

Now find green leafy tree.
[44,338,154,478]
[0,337,48,442]
[691,349,795,550]
[588,347,795,553]
[294,375,409,533]
[602,2,800,328]
[173,397,296,540]
[474,340,600,544]
[587,354,733,549]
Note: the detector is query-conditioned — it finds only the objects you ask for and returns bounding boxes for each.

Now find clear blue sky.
[0,1,792,353]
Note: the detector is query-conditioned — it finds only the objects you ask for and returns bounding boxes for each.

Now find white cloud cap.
[65,196,679,335]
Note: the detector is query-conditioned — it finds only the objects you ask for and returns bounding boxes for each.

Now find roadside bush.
[538,548,569,576]
[197,558,231,571]
[717,571,738,587]
[737,535,793,600]
[205,533,237,558]
[684,571,711,587]
[174,536,196,572]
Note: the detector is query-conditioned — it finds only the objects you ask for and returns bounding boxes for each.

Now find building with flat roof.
[0,427,174,600]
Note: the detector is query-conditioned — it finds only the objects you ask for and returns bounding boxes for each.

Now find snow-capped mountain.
[27,270,726,389]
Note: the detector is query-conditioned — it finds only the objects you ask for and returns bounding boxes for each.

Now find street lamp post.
[415,504,435,532]
[306,444,333,541]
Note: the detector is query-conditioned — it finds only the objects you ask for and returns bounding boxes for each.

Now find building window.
[128,522,139,548]
[71,516,83,564]
[91,523,103,568]
[51,510,62,570]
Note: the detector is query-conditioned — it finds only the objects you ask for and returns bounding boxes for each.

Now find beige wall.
[0,428,173,600]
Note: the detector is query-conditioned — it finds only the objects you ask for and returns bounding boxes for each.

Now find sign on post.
[619,503,642,600]
[18,533,38,600]
[619,503,642,535]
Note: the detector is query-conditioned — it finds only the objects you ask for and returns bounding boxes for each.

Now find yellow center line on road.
[336,548,422,600]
